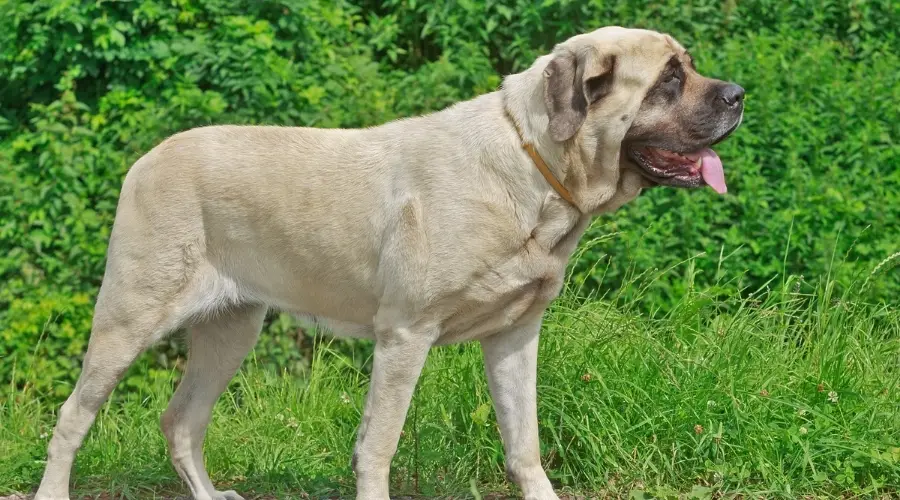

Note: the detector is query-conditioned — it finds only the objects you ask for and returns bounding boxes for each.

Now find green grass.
[2,271,898,499]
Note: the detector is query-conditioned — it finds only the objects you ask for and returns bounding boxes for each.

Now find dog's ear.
[543,48,616,142]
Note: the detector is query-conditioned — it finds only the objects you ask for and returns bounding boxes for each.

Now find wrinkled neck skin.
[502,56,648,215]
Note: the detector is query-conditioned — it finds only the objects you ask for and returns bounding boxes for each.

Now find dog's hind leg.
[36,166,213,499]
[34,283,184,500]
[160,304,266,500]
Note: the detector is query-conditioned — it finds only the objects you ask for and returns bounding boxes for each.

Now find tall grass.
[2,266,898,498]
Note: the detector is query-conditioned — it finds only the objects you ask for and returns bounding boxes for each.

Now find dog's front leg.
[480,320,559,500]
[352,324,436,499]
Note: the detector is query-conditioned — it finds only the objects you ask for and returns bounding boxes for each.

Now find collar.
[506,113,578,208]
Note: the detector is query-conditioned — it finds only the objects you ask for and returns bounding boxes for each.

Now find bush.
[1,0,898,398]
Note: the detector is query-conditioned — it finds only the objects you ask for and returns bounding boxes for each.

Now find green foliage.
[1,1,898,401]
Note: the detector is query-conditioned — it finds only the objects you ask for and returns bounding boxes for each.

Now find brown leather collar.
[507,114,577,207]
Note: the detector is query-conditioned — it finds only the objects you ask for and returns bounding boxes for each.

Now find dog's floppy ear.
[543,47,616,142]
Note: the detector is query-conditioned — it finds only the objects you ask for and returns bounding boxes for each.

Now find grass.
[1,270,898,499]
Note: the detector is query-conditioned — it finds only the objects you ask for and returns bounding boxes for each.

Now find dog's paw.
[212,490,245,500]
[31,494,66,500]
[520,477,559,500]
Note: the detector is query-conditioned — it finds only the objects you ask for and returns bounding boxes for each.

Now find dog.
[34,26,743,500]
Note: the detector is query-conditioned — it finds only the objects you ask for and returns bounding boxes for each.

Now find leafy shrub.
[1,0,897,398]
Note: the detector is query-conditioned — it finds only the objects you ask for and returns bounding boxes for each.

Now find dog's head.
[543,27,743,194]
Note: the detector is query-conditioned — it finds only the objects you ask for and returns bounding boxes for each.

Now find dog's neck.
[504,109,578,207]
[502,57,638,214]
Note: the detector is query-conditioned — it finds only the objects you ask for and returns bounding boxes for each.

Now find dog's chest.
[434,209,588,344]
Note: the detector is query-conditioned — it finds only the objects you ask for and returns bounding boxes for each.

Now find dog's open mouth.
[628,146,728,194]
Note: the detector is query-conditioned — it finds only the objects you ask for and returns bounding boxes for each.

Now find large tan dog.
[35,26,743,500]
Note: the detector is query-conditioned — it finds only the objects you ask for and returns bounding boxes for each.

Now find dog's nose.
[720,84,745,108]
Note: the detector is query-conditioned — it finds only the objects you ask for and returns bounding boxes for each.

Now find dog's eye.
[665,72,681,84]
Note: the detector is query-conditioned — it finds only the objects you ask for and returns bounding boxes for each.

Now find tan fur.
[36,27,694,500]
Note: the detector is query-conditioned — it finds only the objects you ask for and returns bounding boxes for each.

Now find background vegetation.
[1,0,898,497]
[3,280,899,497]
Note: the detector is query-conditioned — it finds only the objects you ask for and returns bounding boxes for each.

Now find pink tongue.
[699,148,727,194]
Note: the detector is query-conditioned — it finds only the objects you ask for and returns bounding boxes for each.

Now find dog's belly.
[198,208,384,325]
[237,248,567,345]
[245,265,380,322]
